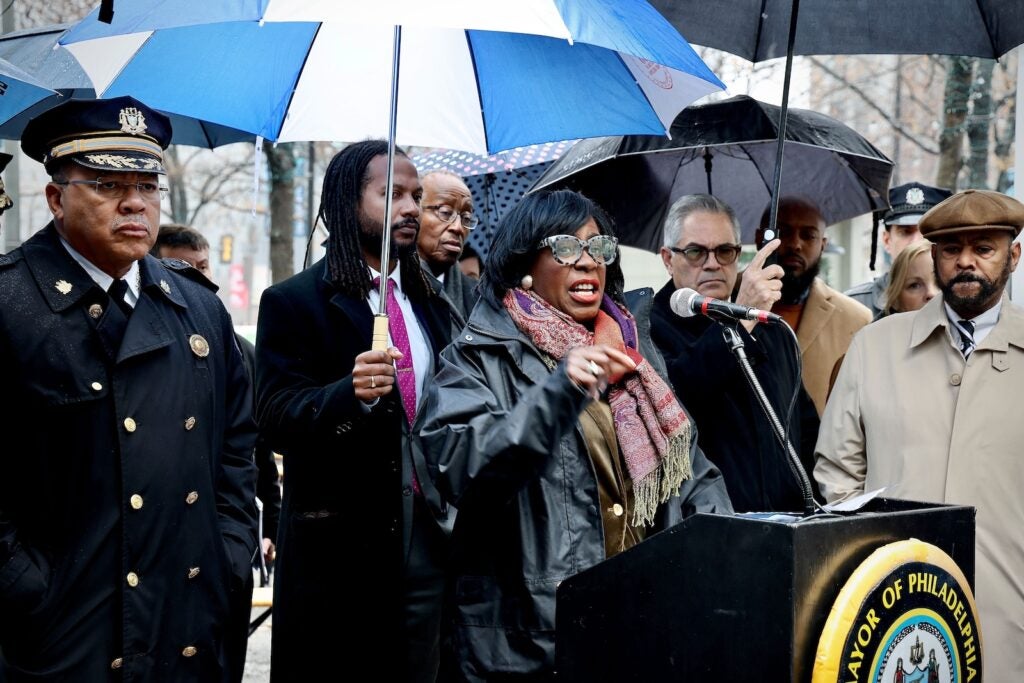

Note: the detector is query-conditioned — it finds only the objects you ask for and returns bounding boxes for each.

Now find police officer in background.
[0,97,258,681]
[845,182,952,317]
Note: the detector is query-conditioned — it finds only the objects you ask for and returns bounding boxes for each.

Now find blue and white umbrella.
[0,54,58,130]
[60,0,725,153]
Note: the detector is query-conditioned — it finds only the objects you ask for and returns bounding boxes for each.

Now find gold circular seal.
[812,539,982,683]
[188,334,210,358]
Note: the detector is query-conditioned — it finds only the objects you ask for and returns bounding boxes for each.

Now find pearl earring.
[520,275,534,290]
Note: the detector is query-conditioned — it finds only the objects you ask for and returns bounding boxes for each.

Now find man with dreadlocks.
[255,140,456,682]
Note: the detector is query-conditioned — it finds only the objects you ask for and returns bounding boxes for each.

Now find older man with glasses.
[416,170,481,326]
[649,194,820,513]
[0,97,258,681]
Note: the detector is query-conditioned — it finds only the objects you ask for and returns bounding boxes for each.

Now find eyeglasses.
[537,234,618,266]
[669,243,742,266]
[423,204,479,230]
[55,178,168,202]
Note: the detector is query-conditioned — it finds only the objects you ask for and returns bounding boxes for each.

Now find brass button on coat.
[184,416,196,430]
[123,417,137,433]
[88,303,103,319]
[185,491,199,505]
[182,646,197,658]
[187,566,200,579]
[126,572,139,587]
[110,658,123,670]
[91,382,103,391]
[611,503,624,517]
[188,334,210,358]
[130,494,143,510]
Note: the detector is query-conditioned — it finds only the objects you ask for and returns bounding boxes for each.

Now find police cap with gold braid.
[21,96,172,175]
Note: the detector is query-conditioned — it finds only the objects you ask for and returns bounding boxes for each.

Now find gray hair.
[662,193,741,247]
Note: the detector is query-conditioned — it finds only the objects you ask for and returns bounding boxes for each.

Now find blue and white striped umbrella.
[0,55,57,129]
[60,0,725,153]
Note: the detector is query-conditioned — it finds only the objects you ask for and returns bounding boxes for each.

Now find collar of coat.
[910,292,1024,353]
[20,223,189,314]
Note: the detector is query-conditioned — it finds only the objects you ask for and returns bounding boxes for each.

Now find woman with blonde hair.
[879,241,939,317]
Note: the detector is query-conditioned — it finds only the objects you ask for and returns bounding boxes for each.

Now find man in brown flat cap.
[815,189,1024,680]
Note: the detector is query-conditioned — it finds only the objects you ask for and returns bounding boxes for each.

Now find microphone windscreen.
[670,288,699,318]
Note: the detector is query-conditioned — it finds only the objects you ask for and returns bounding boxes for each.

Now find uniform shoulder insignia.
[160,257,218,292]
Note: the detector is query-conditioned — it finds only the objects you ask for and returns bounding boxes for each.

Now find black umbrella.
[0,24,253,149]
[531,95,893,249]
[651,0,1024,61]
[648,0,1024,254]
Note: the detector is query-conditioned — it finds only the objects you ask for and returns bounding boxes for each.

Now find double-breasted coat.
[815,294,1024,680]
[255,259,453,681]
[0,224,258,681]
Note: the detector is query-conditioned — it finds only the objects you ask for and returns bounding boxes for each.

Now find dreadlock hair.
[320,140,434,302]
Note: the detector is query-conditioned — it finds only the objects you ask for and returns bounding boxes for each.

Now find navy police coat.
[0,224,258,682]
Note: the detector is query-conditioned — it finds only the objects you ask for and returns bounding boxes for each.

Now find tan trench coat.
[794,278,872,416]
[815,294,1024,680]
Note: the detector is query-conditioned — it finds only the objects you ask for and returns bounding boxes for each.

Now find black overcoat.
[255,259,452,681]
[0,224,258,681]
[649,281,820,512]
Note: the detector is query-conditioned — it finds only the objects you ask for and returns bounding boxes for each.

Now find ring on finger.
[370,375,376,389]
[587,360,601,377]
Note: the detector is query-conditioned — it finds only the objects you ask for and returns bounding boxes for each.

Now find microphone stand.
[720,323,817,517]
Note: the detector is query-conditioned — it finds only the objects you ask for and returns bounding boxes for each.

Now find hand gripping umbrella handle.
[372,314,390,352]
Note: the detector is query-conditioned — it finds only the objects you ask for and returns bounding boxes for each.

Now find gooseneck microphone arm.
[720,325,817,517]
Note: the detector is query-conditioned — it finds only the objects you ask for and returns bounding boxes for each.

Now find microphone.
[670,288,783,324]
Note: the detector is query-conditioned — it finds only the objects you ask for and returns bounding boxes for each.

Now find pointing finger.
[747,238,781,271]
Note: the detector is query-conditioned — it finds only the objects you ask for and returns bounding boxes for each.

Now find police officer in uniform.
[0,97,258,681]
[846,182,952,317]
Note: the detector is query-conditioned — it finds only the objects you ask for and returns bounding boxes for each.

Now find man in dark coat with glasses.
[417,170,481,326]
[650,194,820,513]
[0,97,258,681]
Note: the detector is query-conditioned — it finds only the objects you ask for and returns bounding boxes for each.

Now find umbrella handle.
[372,314,390,352]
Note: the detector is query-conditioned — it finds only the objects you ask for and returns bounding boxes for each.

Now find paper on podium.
[822,487,886,513]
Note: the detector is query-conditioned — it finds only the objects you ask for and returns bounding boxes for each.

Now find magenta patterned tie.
[373,276,421,494]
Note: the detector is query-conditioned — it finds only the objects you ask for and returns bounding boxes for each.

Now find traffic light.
[220,234,234,264]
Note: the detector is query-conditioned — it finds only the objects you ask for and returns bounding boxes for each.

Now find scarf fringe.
[631,422,692,527]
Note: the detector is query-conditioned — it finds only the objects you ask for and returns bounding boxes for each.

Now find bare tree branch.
[808,56,940,155]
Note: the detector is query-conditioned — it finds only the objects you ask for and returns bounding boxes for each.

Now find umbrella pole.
[703,148,713,195]
[764,0,801,243]
[372,25,403,352]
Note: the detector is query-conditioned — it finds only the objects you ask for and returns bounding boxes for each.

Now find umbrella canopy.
[650,0,1024,61]
[59,1,725,153]
[411,140,576,259]
[0,52,56,129]
[0,24,253,149]
[531,95,894,248]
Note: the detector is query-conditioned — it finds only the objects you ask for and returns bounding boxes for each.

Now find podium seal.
[812,539,982,683]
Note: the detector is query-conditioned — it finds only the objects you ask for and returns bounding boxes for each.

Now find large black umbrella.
[531,95,893,249]
[647,0,1024,246]
[651,0,1024,61]
[0,24,253,149]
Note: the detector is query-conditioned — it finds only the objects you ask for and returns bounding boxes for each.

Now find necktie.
[107,278,133,318]
[373,276,421,495]
[373,276,417,426]
[957,319,975,358]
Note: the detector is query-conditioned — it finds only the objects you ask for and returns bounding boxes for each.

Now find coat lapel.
[796,278,837,352]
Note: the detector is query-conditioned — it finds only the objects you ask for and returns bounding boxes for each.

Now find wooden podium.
[555,498,974,682]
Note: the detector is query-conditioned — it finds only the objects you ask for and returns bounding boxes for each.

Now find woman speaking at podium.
[420,190,732,682]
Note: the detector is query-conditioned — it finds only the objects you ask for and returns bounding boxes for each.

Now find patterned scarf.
[504,288,692,526]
